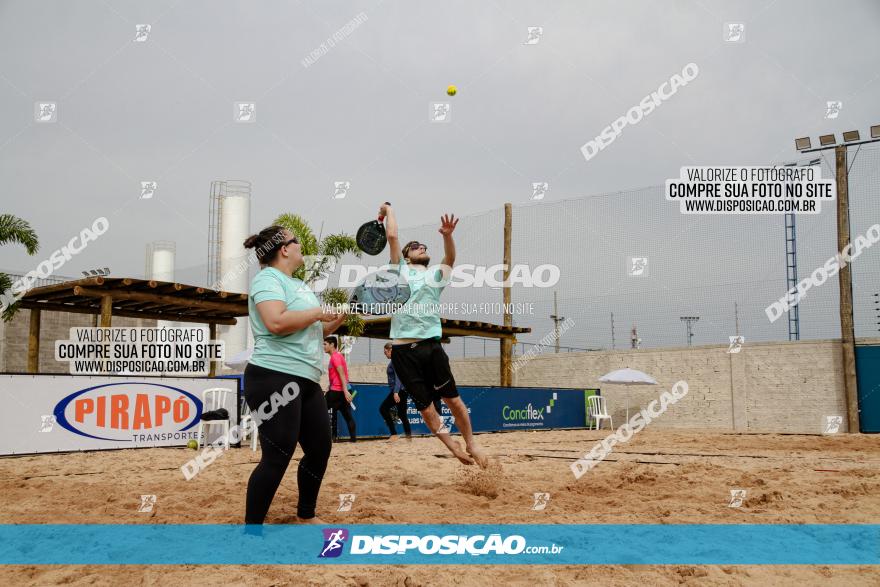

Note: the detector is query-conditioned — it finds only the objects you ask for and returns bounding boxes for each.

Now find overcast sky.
[1,0,879,350]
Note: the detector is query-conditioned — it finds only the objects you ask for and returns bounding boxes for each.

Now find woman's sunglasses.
[267,235,298,255]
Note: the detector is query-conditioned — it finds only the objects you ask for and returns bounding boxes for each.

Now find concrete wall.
[348,338,876,434]
[0,309,155,374]
[3,310,867,434]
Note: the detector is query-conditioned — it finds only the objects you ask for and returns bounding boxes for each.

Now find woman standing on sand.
[242,225,345,525]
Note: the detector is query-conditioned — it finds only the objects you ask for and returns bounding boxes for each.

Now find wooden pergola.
[336,316,531,385]
[17,277,248,376]
[18,276,531,385]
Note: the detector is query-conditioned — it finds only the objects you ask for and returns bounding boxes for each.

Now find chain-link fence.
[344,146,880,365]
[8,144,877,370]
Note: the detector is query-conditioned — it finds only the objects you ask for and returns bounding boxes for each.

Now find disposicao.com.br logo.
[318,528,349,558]
[319,529,563,557]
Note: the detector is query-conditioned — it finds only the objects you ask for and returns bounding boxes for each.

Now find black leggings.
[379,390,411,436]
[326,390,356,442]
[243,363,331,523]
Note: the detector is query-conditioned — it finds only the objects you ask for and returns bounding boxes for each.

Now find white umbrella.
[599,368,658,385]
[598,368,658,419]
[224,347,253,371]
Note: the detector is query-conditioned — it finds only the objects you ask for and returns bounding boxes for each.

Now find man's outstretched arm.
[382,203,401,265]
[439,213,459,280]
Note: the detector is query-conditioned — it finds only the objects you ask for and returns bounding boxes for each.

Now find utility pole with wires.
[734,301,740,337]
[681,316,699,347]
[610,312,616,350]
[550,291,564,353]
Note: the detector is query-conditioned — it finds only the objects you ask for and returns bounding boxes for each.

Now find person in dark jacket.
[378,342,411,441]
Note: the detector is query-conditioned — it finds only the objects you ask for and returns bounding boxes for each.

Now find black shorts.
[390,339,459,411]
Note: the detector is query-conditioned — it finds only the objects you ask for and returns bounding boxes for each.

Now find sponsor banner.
[0,375,237,455]
[0,524,875,565]
[326,384,596,437]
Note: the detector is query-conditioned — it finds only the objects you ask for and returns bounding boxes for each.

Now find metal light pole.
[794,124,880,433]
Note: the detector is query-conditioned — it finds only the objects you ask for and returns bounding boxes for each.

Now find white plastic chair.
[587,395,613,431]
[197,387,234,450]
[239,402,259,451]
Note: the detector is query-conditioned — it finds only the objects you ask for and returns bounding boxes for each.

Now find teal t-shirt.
[248,267,324,382]
[390,259,445,340]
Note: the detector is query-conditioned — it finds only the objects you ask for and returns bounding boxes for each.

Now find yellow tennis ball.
[447,85,457,96]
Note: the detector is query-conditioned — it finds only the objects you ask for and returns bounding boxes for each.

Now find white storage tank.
[210,180,252,361]
[145,241,177,331]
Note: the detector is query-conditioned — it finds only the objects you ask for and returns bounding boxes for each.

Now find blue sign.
[340,385,598,438]
[855,345,880,433]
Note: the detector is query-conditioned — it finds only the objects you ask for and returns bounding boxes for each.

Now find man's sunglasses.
[405,242,427,253]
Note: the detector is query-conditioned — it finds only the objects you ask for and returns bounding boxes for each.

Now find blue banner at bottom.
[0,524,876,565]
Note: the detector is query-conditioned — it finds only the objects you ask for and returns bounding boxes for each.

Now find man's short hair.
[324,336,338,347]
[401,240,421,259]
[384,342,393,350]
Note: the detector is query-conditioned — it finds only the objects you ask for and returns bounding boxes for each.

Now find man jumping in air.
[379,203,488,468]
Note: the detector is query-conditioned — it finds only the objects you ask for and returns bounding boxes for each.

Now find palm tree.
[273,213,364,338]
[0,214,39,322]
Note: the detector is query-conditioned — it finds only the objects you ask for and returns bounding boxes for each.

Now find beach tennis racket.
[348,264,411,315]
[356,201,391,255]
